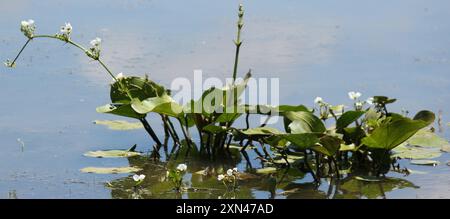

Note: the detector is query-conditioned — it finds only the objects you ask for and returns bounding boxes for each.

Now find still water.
[0,0,449,198]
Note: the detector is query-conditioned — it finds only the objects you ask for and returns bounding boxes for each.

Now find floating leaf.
[80,166,142,174]
[84,147,141,158]
[410,160,440,166]
[256,167,277,174]
[407,129,450,149]
[391,144,441,160]
[355,176,382,182]
[93,120,143,130]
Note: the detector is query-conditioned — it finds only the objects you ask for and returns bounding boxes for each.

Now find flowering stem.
[9,38,32,67]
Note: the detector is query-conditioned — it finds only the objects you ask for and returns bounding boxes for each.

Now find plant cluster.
[5,4,436,181]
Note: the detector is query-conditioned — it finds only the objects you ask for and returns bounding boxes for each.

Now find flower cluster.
[86,37,102,60]
[217,167,239,190]
[58,22,72,41]
[166,163,188,191]
[348,91,373,110]
[132,174,145,186]
[20,19,35,39]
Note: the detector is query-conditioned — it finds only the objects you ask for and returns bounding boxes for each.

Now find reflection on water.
[104,151,419,199]
[0,0,450,198]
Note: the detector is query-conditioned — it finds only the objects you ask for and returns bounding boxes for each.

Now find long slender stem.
[9,38,32,66]
[139,117,162,146]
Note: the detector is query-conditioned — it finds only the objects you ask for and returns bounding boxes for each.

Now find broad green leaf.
[410,160,440,166]
[318,135,341,156]
[284,111,326,134]
[110,76,166,104]
[80,166,142,174]
[96,103,144,119]
[282,133,319,150]
[131,95,183,117]
[93,120,143,130]
[413,110,436,124]
[362,115,432,150]
[336,110,366,131]
[239,127,284,136]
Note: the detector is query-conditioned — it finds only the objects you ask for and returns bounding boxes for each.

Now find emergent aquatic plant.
[167,163,188,191]
[5,4,442,183]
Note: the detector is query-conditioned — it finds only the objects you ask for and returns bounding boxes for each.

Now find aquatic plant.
[5,4,441,184]
[167,163,188,191]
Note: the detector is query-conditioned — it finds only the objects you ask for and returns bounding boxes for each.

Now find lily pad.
[407,129,450,149]
[392,144,441,160]
[256,167,277,174]
[94,120,143,130]
[80,166,142,174]
[410,160,440,166]
[84,149,141,158]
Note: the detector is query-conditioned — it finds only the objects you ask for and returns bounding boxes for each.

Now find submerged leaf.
[391,144,441,160]
[80,166,142,174]
[94,120,143,130]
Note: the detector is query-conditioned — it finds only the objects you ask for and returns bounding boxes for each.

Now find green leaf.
[318,135,341,156]
[283,133,319,150]
[131,94,183,117]
[391,144,441,160]
[202,125,229,134]
[84,149,141,158]
[80,166,142,174]
[413,110,436,124]
[93,120,143,130]
[239,127,284,136]
[256,167,278,174]
[407,129,450,149]
[410,160,440,166]
[284,111,326,134]
[362,115,432,150]
[336,110,366,131]
[96,103,144,119]
[110,76,166,104]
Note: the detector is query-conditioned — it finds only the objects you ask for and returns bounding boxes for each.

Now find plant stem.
[139,117,162,146]
[9,38,32,66]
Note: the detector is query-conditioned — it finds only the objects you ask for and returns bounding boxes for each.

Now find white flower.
[20,19,35,38]
[116,72,124,79]
[166,171,170,177]
[226,169,233,176]
[177,163,187,172]
[217,174,225,181]
[232,167,238,172]
[90,37,102,47]
[314,97,323,104]
[133,174,145,182]
[355,101,364,108]
[366,97,374,105]
[60,22,72,35]
[348,91,362,100]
